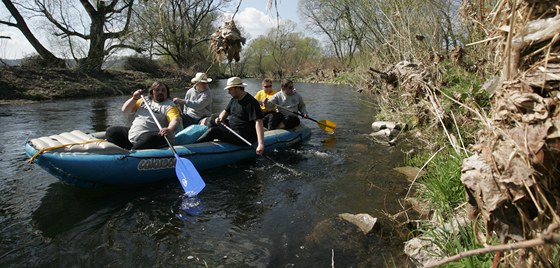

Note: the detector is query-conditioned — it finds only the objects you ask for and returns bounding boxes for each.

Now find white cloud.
[223,7,287,41]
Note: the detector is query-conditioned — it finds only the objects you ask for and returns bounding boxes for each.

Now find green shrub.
[20,55,63,68]
[439,61,491,109]
[123,56,162,75]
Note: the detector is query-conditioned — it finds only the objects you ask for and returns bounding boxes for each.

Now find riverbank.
[0,66,348,104]
[0,67,154,102]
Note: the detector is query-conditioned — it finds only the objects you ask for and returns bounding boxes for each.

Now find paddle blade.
[174,155,205,197]
[318,120,337,133]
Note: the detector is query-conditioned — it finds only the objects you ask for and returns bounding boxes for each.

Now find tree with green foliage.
[243,21,321,79]
[243,37,273,77]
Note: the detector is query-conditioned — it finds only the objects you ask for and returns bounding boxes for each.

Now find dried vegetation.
[367,0,560,266]
[460,1,560,266]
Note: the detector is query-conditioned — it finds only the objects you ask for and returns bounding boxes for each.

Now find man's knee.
[283,116,300,129]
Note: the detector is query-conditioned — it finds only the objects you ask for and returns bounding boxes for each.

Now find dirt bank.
[0,67,153,102]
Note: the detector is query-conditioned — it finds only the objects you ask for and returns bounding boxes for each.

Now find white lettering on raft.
[137,158,175,170]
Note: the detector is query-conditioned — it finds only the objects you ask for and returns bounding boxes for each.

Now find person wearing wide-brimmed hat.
[173,72,213,127]
[197,77,265,155]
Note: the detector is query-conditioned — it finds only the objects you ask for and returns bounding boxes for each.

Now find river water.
[0,79,411,267]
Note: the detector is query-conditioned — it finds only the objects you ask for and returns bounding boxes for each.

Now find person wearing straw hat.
[197,77,265,155]
[173,72,213,127]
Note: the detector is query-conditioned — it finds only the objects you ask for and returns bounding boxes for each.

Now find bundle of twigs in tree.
[209,20,246,64]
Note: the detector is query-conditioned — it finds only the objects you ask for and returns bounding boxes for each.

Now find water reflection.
[320,135,337,148]
[197,166,268,230]
[90,99,109,132]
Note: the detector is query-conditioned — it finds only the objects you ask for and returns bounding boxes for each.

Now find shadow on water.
[31,183,143,238]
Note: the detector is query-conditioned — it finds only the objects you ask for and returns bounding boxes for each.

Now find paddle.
[276,105,337,133]
[140,95,205,197]
[220,122,301,175]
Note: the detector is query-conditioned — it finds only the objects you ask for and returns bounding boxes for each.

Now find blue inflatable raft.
[25,125,311,188]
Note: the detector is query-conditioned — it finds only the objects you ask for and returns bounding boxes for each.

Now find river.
[0,79,411,267]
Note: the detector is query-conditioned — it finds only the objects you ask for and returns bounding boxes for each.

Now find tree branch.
[425,231,560,268]
[105,0,134,39]
[106,44,143,54]
[0,20,18,27]
[35,0,88,39]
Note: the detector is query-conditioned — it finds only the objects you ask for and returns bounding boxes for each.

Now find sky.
[235,0,302,39]
[0,0,302,60]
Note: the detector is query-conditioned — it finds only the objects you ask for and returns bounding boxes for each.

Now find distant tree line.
[0,0,485,79]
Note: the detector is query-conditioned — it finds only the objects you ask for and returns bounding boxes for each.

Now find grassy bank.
[357,55,499,265]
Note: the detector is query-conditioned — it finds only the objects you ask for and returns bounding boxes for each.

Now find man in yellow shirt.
[254,78,277,114]
[254,78,277,129]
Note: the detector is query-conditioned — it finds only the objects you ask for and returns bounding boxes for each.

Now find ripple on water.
[0,82,411,267]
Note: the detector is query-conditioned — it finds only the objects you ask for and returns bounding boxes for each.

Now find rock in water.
[338,213,377,234]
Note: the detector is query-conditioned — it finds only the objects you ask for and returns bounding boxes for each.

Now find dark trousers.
[196,124,256,146]
[183,113,216,128]
[106,126,167,150]
[263,112,300,130]
[181,114,200,128]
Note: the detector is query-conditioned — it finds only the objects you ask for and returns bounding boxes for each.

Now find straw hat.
[224,77,247,90]
[191,72,212,83]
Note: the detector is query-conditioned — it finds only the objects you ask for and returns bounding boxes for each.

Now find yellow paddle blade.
[317,120,336,133]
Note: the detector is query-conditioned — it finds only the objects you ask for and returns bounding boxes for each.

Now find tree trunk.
[77,10,106,72]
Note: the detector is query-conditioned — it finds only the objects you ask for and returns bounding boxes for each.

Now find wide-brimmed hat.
[224,77,247,90]
[191,72,212,83]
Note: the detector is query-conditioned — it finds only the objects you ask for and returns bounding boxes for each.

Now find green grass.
[439,61,491,109]
[405,148,466,220]
[421,217,496,267]
[405,147,499,266]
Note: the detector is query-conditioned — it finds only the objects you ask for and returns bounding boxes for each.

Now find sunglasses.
[263,85,272,88]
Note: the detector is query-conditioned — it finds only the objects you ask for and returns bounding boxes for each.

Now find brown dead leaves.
[461,0,560,252]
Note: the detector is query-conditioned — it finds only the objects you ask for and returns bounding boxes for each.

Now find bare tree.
[14,0,139,72]
[42,0,137,71]
[133,0,225,69]
[1,0,65,67]
[300,0,465,66]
